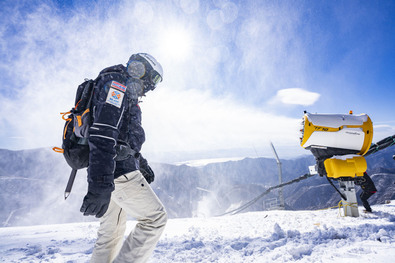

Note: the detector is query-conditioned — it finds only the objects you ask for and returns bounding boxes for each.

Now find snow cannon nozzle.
[299,112,373,157]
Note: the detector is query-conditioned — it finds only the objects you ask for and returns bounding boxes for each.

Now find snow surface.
[1,202,395,263]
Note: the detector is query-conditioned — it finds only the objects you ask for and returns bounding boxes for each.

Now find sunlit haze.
[0,0,394,162]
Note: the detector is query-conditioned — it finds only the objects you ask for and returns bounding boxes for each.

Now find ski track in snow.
[0,203,395,263]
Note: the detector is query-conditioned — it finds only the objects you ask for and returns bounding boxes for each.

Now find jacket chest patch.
[106,87,124,108]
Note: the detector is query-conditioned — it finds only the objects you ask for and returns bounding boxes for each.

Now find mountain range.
[0,147,394,227]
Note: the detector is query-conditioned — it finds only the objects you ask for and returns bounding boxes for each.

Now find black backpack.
[54,68,137,198]
[53,78,96,199]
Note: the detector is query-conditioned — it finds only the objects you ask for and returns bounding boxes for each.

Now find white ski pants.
[90,170,167,263]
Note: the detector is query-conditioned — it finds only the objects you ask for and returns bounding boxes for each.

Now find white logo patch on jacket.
[106,81,126,108]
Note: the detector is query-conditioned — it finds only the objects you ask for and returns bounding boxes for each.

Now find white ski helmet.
[127,53,163,92]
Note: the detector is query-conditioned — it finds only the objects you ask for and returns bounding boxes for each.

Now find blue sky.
[0,0,394,161]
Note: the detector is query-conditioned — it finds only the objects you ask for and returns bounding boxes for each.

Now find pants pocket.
[113,171,146,203]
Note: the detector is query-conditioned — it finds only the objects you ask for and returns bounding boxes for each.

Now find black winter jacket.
[87,65,146,194]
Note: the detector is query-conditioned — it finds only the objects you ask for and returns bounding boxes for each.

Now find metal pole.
[270,142,285,209]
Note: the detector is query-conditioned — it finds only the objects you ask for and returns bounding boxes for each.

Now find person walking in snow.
[79,53,167,263]
[355,172,377,213]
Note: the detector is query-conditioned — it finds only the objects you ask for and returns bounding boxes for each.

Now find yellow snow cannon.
[300,111,374,217]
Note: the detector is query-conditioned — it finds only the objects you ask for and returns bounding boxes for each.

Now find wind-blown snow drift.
[1,202,395,262]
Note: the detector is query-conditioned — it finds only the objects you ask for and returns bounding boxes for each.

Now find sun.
[159,26,193,60]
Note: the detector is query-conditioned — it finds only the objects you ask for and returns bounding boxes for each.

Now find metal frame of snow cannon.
[300,111,373,217]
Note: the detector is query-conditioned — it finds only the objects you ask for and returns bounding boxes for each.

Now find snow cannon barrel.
[300,112,373,156]
[324,155,367,178]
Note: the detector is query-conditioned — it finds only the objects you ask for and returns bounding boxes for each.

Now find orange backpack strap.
[52,147,64,153]
[61,111,71,121]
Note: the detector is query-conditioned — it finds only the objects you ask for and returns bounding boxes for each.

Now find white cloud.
[372,124,395,143]
[272,88,320,106]
[142,87,301,154]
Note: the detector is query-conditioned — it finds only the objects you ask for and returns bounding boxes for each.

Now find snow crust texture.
[1,202,394,262]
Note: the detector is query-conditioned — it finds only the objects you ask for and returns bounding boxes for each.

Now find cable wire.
[217,173,314,216]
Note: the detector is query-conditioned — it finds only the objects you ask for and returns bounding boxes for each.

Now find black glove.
[140,164,155,184]
[80,191,111,218]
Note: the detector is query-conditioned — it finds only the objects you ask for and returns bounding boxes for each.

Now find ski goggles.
[127,60,162,87]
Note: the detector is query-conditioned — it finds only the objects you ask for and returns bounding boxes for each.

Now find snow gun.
[300,111,374,217]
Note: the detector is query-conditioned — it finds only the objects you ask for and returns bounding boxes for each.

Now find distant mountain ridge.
[0,147,394,227]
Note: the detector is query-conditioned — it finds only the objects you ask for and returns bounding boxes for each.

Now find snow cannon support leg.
[324,155,367,217]
[339,179,359,217]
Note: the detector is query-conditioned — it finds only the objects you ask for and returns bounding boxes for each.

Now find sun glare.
[159,26,193,60]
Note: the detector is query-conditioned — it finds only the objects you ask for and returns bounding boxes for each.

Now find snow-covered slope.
[1,202,394,262]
